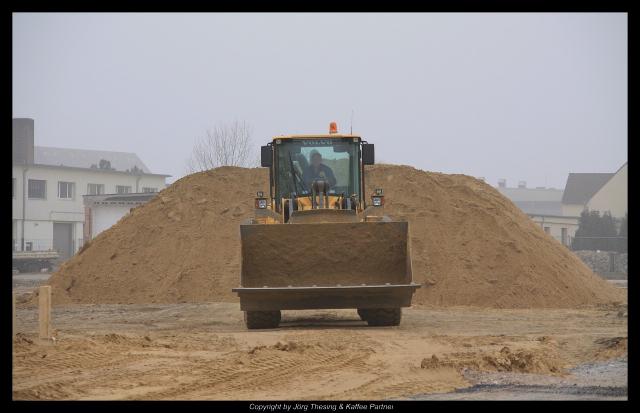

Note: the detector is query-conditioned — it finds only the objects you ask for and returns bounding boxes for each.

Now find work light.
[371,188,385,207]
[255,191,267,209]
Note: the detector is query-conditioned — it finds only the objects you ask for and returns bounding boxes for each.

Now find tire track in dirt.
[135,341,376,399]
[13,333,227,400]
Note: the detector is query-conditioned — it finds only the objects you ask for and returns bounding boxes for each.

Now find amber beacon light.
[329,122,338,134]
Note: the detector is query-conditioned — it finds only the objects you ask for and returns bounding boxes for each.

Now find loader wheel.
[244,311,281,329]
[358,308,401,326]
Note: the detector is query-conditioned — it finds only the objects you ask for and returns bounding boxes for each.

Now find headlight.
[255,198,268,209]
[371,188,384,206]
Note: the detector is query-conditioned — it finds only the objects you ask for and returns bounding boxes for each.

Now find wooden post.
[13,292,16,338]
[38,285,51,341]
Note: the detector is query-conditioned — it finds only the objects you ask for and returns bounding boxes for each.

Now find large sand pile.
[367,165,624,308]
[46,165,624,308]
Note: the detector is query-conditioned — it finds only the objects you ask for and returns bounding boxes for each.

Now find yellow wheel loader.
[232,123,420,329]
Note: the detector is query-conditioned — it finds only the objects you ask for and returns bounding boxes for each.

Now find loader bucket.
[239,221,412,288]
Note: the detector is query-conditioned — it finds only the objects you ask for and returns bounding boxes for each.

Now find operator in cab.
[303,150,337,189]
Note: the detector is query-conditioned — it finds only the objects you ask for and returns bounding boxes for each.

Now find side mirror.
[261,145,273,167]
[362,143,375,165]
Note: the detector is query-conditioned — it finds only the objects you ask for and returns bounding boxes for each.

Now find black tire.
[244,311,281,329]
[359,308,401,326]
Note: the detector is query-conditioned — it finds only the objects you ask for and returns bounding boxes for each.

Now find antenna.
[350,109,354,134]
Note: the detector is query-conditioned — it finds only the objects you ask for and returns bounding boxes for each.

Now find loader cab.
[261,133,374,220]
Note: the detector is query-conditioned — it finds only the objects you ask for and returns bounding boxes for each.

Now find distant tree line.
[572,209,627,253]
[90,159,115,170]
[90,159,144,174]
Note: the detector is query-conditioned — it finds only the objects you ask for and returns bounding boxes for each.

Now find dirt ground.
[13,293,627,400]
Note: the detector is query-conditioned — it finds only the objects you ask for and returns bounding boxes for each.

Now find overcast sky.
[13,13,627,188]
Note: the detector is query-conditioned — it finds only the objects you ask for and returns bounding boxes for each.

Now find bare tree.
[186,121,256,173]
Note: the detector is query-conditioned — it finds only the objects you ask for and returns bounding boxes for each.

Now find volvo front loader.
[232,122,420,329]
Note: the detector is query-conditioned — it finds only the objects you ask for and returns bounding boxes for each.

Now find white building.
[496,162,628,248]
[561,163,627,221]
[585,163,628,219]
[12,118,169,260]
[83,192,158,240]
[561,172,616,217]
[497,180,578,247]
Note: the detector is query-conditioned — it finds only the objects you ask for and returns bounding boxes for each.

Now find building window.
[116,185,132,194]
[28,179,46,199]
[58,181,75,199]
[142,187,157,193]
[87,183,105,195]
[544,227,550,234]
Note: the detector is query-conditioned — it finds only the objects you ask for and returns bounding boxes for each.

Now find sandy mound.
[44,165,624,308]
[367,165,625,308]
[420,345,564,375]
